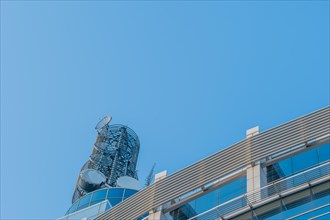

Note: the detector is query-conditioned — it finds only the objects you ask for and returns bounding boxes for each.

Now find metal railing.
[188,161,330,220]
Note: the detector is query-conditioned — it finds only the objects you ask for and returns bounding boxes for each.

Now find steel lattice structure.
[72,117,140,203]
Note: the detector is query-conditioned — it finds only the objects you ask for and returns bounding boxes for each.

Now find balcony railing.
[188,161,330,220]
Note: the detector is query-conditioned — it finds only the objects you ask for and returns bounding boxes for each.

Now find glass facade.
[170,176,247,220]
[267,143,330,183]
[66,188,138,215]
[230,142,330,220]
[232,181,330,220]
[166,143,330,220]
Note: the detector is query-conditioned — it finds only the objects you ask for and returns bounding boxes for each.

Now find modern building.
[60,106,330,220]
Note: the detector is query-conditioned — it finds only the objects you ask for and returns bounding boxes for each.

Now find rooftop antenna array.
[72,116,140,203]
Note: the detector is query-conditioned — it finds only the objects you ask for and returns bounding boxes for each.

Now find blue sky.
[1,1,329,219]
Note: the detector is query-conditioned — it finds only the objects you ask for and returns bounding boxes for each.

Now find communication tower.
[72,116,140,203]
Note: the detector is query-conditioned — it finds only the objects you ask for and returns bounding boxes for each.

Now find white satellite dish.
[79,169,106,192]
[95,115,112,131]
[116,176,142,190]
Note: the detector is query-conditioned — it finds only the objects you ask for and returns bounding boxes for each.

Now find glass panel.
[67,201,79,214]
[77,194,91,210]
[292,149,318,173]
[90,199,105,206]
[190,189,218,214]
[255,200,282,220]
[108,198,123,206]
[290,205,330,219]
[124,189,138,198]
[314,213,330,220]
[267,143,330,183]
[283,194,329,219]
[282,188,312,216]
[313,181,330,198]
[318,143,330,163]
[92,189,107,202]
[105,201,111,210]
[219,176,246,203]
[108,188,125,198]
[267,159,293,183]
[170,203,197,220]
[170,175,247,219]
[277,158,294,177]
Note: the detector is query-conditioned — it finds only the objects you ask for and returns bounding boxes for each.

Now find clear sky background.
[1,1,329,219]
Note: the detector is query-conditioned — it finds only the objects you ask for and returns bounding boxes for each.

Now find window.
[318,143,330,163]
[232,181,330,220]
[108,198,123,206]
[170,176,247,219]
[90,189,107,205]
[267,142,330,183]
[107,188,124,198]
[124,189,138,198]
[77,194,91,210]
[67,201,79,214]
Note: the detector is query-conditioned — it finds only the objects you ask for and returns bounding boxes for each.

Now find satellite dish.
[79,169,106,192]
[95,116,112,131]
[116,176,142,190]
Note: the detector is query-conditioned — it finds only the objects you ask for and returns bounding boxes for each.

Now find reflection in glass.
[267,142,330,183]
[314,213,330,220]
[124,189,137,198]
[289,204,329,219]
[108,188,124,198]
[232,181,329,220]
[292,149,317,173]
[90,189,107,206]
[108,198,123,206]
[67,201,79,214]
[171,176,247,219]
[66,187,138,214]
[77,194,91,210]
[318,143,330,163]
[92,189,107,201]
[219,176,246,203]
[189,189,217,214]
